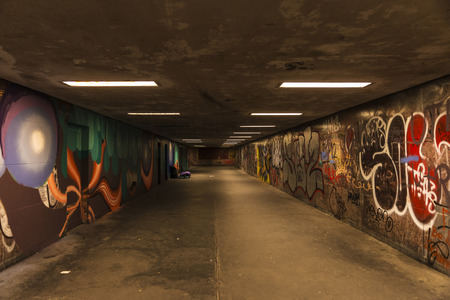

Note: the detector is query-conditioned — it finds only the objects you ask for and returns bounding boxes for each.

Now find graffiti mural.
[239,75,450,274]
[426,207,450,269]
[282,127,324,200]
[257,143,270,183]
[242,144,257,176]
[357,101,450,231]
[269,137,283,187]
[141,132,154,191]
[0,81,183,269]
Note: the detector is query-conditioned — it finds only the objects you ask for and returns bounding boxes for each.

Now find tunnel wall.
[238,75,450,275]
[0,80,188,269]
[189,147,236,166]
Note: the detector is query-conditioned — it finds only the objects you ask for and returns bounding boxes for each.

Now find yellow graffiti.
[328,151,372,191]
[349,175,372,191]
[256,147,270,183]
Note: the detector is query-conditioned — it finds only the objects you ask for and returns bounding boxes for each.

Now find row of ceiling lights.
[221,126,276,147]
[63,81,371,88]
[63,80,372,148]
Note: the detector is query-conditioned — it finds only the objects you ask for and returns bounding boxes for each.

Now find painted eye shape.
[0,199,13,238]
[142,140,152,173]
[38,167,62,208]
[1,95,58,188]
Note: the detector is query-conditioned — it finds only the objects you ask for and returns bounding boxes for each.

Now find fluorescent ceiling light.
[233,132,261,135]
[194,145,206,148]
[229,136,252,138]
[251,113,303,116]
[240,125,276,128]
[63,81,158,87]
[279,82,371,88]
[223,142,239,145]
[128,112,180,115]
[183,139,202,143]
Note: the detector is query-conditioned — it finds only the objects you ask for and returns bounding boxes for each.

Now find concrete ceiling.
[0,0,449,147]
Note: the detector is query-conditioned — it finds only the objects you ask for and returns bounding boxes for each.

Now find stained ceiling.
[0,0,449,147]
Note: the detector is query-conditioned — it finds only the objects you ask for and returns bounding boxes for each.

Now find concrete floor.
[0,166,449,300]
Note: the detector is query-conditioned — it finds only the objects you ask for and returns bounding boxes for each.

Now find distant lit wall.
[189,148,236,166]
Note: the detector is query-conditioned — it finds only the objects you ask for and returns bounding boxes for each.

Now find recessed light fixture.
[128,112,180,116]
[194,145,206,148]
[63,81,158,87]
[240,125,276,128]
[279,82,371,88]
[251,113,303,116]
[229,136,252,138]
[233,132,261,135]
[182,139,203,143]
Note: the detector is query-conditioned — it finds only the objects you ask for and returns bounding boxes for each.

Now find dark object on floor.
[170,166,191,179]
[179,171,191,179]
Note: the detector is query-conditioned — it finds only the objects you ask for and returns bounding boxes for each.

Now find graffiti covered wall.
[0,81,184,269]
[238,75,450,274]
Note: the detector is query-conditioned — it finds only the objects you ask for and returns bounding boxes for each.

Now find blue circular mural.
[1,94,58,188]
